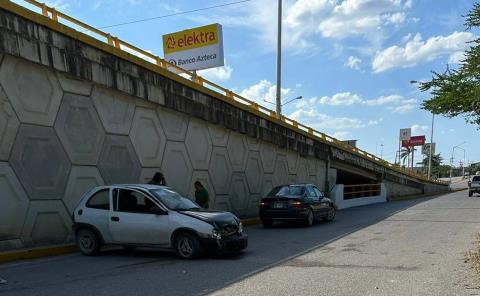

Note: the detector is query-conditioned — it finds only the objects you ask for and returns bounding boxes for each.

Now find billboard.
[422,143,436,155]
[402,135,426,147]
[162,24,224,71]
[399,128,411,141]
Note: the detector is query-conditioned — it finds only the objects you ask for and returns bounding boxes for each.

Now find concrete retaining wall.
[0,54,328,251]
[331,184,387,209]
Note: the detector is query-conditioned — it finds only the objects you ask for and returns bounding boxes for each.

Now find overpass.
[0,0,448,251]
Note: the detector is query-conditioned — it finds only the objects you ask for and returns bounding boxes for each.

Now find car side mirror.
[150,207,168,215]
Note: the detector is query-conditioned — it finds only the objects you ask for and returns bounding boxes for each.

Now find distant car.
[73,184,247,259]
[469,176,480,197]
[259,184,335,227]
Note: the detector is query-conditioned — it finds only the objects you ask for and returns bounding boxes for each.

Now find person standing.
[194,181,209,209]
[148,172,167,186]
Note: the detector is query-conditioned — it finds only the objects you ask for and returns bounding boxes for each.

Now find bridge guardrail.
[7,0,447,185]
[344,184,382,200]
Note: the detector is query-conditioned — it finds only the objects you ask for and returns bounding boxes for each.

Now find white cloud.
[368,118,384,125]
[364,95,404,106]
[240,80,291,107]
[345,56,362,70]
[411,124,429,135]
[372,31,475,72]
[332,131,352,140]
[316,92,363,106]
[198,65,233,82]
[198,0,412,53]
[289,108,365,130]
[389,103,416,113]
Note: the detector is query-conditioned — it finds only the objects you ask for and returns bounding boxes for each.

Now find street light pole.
[427,113,434,179]
[275,0,282,118]
[449,142,466,183]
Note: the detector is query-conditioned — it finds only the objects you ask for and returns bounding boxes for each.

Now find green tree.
[417,3,480,125]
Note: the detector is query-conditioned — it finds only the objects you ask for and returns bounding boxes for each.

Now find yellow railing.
[8,0,446,185]
[344,184,381,200]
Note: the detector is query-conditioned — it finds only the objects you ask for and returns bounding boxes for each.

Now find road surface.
[0,190,479,296]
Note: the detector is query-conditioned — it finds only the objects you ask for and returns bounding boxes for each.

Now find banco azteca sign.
[162,24,224,71]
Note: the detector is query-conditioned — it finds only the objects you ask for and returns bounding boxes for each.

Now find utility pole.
[427,113,434,179]
[275,0,282,118]
[380,144,384,159]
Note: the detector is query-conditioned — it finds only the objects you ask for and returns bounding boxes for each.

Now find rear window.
[268,185,305,197]
[86,189,110,210]
[473,176,480,182]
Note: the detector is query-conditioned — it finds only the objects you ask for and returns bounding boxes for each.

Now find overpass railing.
[7,0,447,185]
[344,184,382,200]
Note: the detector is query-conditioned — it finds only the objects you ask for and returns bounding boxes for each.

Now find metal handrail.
[12,0,447,185]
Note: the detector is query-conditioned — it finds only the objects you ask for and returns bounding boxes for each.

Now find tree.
[417,2,480,125]
[419,153,443,168]
[400,147,416,168]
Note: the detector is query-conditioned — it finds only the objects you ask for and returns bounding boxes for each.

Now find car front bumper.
[200,233,248,255]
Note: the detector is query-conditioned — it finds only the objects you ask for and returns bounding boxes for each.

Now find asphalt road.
[1,190,479,296]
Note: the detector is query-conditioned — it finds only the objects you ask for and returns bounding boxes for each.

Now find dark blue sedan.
[259,184,336,227]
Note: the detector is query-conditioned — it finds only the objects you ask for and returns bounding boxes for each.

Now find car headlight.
[238,222,243,234]
[211,229,222,240]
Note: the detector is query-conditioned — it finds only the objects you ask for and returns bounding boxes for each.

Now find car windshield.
[149,188,199,210]
[268,185,305,197]
[473,176,480,182]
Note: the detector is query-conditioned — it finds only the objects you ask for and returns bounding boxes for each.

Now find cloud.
[389,103,416,113]
[198,65,233,82]
[315,92,363,106]
[197,0,412,53]
[372,31,475,72]
[332,131,352,140]
[368,118,383,125]
[411,124,429,135]
[289,108,365,130]
[364,95,404,106]
[345,56,362,70]
[240,80,291,107]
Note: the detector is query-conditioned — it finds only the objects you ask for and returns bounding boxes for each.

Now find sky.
[13,0,480,167]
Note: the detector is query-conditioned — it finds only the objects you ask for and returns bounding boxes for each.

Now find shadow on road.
[0,195,441,296]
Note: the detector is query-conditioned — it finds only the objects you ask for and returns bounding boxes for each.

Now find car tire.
[304,209,314,227]
[174,232,202,260]
[262,220,273,228]
[76,228,101,256]
[326,206,336,222]
[469,191,473,197]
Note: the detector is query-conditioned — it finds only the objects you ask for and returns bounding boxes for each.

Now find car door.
[313,187,330,217]
[109,188,170,246]
[306,186,322,217]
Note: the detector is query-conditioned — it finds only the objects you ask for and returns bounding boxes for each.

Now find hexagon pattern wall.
[0,56,62,126]
[0,55,327,250]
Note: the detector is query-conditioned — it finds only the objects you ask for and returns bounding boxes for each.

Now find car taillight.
[260,202,268,208]
[291,201,302,209]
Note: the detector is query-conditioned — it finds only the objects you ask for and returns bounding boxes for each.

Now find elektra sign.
[162,24,224,71]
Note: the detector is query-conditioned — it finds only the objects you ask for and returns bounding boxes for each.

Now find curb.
[0,244,77,264]
[0,218,262,264]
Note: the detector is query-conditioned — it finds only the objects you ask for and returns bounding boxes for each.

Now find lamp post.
[449,142,466,183]
[275,0,282,118]
[427,113,435,179]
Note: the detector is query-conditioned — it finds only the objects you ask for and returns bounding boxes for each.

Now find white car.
[469,176,480,197]
[73,184,248,259]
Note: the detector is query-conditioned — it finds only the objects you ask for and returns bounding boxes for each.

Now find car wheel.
[262,220,273,228]
[76,229,100,256]
[469,191,473,197]
[174,232,201,259]
[326,206,336,222]
[304,209,314,227]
